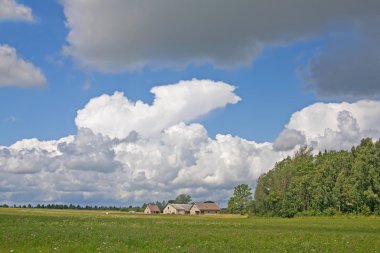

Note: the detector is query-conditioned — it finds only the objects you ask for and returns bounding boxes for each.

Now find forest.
[253,138,380,217]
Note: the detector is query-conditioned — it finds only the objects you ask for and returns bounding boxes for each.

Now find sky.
[0,0,379,206]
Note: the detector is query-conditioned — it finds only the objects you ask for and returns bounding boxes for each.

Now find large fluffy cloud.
[285,100,380,151]
[61,0,378,71]
[0,0,33,21]
[0,45,46,87]
[1,80,380,205]
[0,124,284,205]
[273,129,306,151]
[75,79,241,138]
[61,0,380,98]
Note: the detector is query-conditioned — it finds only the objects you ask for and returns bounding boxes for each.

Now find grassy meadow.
[0,208,379,252]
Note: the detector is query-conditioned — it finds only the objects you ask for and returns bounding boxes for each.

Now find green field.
[0,208,379,252]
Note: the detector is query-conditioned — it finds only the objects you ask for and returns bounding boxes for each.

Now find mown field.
[0,208,379,252]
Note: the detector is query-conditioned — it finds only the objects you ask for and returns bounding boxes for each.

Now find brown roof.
[193,202,220,211]
[147,204,160,212]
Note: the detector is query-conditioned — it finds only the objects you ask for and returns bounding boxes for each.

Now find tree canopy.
[253,138,380,217]
[174,194,192,204]
[228,184,253,214]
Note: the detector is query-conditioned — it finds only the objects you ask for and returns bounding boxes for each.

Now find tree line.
[253,138,380,217]
[0,203,138,211]
[0,194,193,212]
[227,138,380,217]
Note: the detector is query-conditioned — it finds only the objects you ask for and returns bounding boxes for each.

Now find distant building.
[163,204,192,214]
[190,202,220,214]
[144,204,161,214]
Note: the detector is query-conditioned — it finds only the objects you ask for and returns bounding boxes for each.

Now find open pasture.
[0,208,379,252]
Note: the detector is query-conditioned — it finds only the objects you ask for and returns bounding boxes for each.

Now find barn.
[190,202,220,214]
[163,204,192,214]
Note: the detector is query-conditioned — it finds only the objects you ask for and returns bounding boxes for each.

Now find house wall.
[190,205,200,215]
[163,204,178,214]
[144,206,159,214]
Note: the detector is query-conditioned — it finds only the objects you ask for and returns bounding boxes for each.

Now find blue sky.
[0,0,323,145]
[0,0,379,205]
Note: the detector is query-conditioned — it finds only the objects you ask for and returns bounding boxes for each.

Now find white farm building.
[144,204,161,214]
[163,204,192,214]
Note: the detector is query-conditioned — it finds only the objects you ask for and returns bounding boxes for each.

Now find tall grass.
[0,208,379,252]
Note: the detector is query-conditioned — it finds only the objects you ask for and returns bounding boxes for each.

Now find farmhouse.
[163,204,192,214]
[144,204,161,214]
[190,202,220,215]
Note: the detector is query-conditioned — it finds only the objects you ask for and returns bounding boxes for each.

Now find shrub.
[323,207,336,216]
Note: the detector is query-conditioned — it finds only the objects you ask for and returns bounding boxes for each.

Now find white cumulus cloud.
[75,79,241,138]
[1,80,380,206]
[0,45,46,87]
[0,0,33,21]
[285,100,380,151]
[273,129,306,151]
[0,124,286,205]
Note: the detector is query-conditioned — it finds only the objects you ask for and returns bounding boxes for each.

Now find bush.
[361,206,371,216]
[323,207,337,216]
[295,210,321,217]
[279,209,297,218]
[247,213,255,218]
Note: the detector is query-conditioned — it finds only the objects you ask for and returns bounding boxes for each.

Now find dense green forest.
[254,138,380,217]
